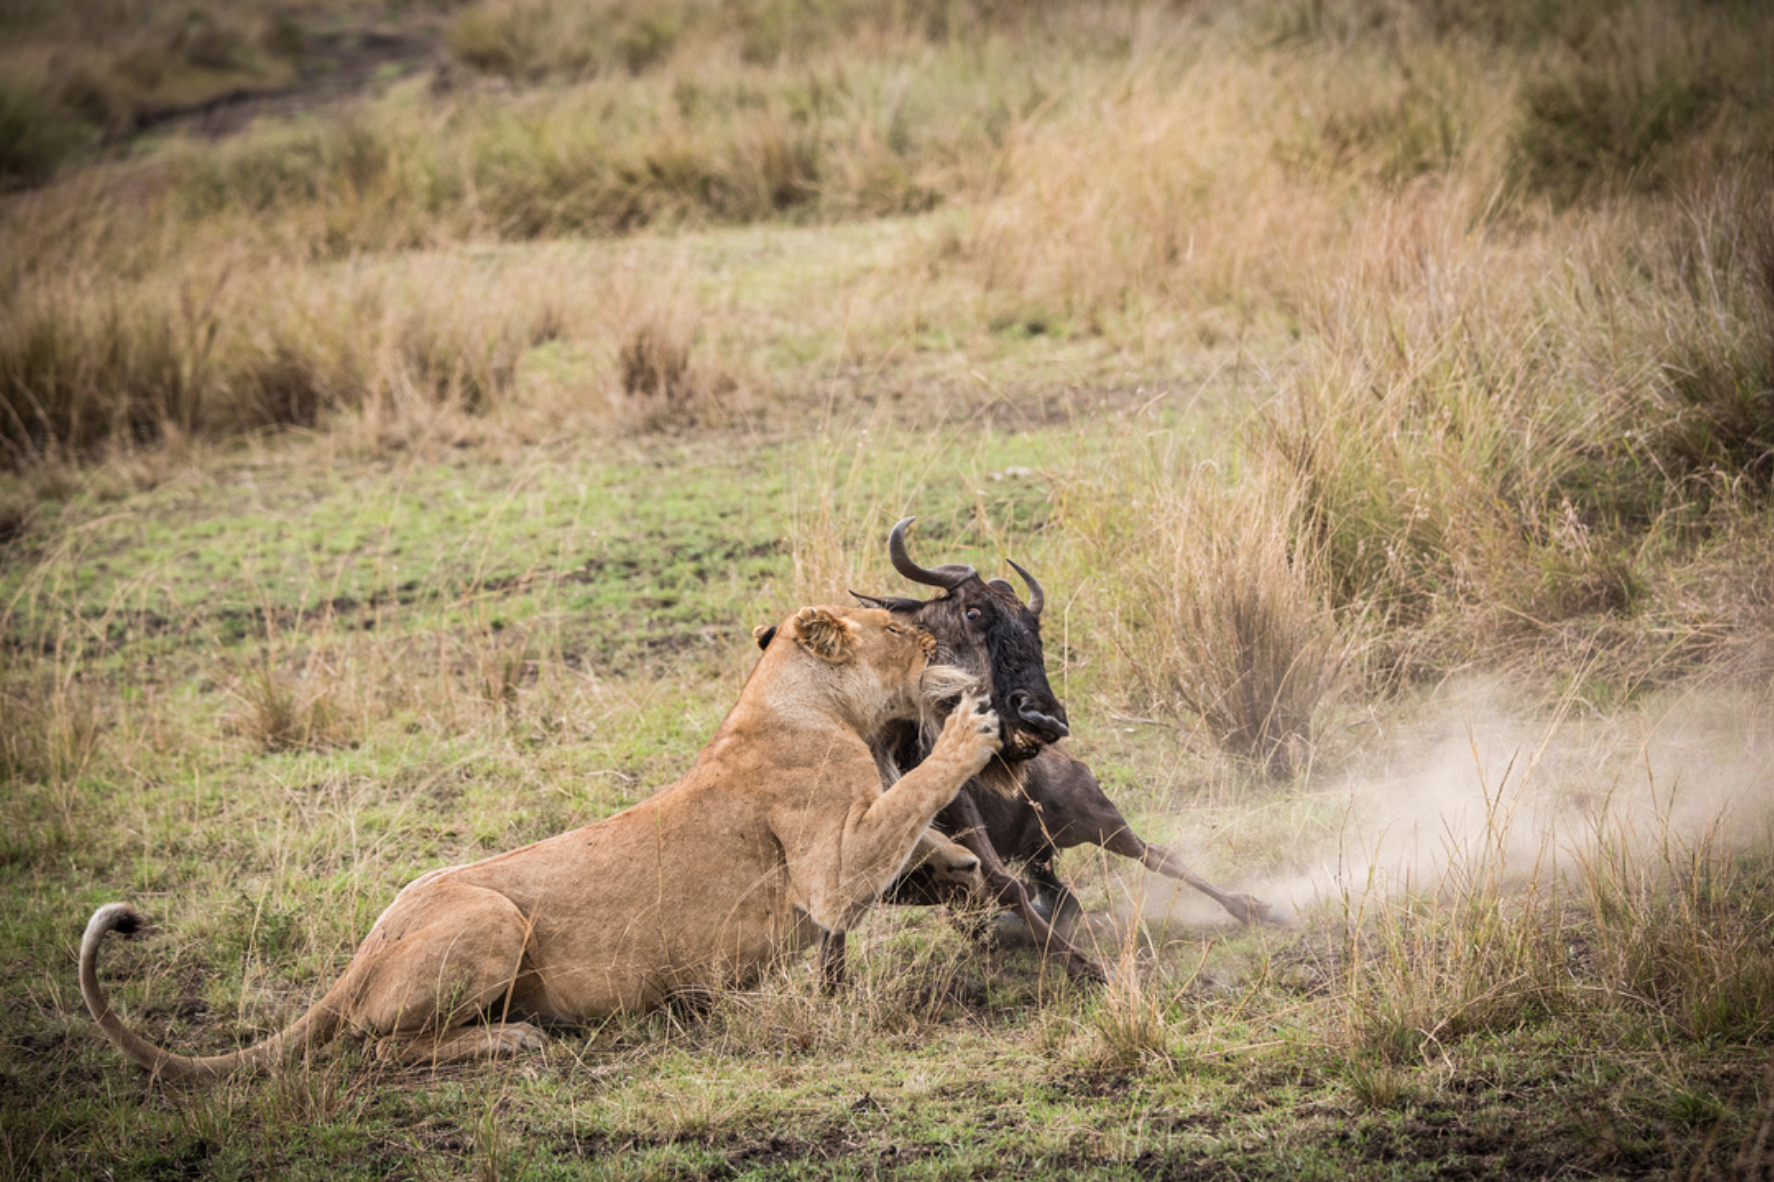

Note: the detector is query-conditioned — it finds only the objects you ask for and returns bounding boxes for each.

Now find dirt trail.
[132,25,444,140]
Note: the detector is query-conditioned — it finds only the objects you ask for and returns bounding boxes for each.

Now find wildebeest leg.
[1032,753,1276,926]
[1026,857,1082,940]
[1097,828,1277,925]
[942,794,1106,983]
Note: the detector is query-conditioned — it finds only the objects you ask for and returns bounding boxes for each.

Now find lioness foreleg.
[818,695,1001,930]
[817,828,981,991]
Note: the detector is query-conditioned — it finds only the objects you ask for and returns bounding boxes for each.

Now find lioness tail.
[80,903,347,1083]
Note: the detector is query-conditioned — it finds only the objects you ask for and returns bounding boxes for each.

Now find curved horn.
[888,516,976,590]
[1006,558,1045,617]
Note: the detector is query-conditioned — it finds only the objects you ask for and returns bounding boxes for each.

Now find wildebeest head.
[850,517,1069,786]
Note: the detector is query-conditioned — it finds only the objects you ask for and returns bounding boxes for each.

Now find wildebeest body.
[887,744,1273,935]
[850,518,1273,983]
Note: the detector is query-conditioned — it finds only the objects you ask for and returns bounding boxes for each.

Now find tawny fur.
[80,606,1000,1082]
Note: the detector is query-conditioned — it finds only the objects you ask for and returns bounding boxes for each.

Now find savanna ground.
[4,0,1774,1177]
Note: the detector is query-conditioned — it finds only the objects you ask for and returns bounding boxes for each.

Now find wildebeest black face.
[851,517,1069,767]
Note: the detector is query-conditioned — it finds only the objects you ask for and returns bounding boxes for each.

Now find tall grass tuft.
[618,314,699,431]
[1639,181,1774,501]
[229,648,356,755]
[1318,700,1774,1077]
[1338,842,1569,1065]
[0,289,197,463]
[1072,450,1341,778]
[0,666,102,799]
[1576,804,1774,1044]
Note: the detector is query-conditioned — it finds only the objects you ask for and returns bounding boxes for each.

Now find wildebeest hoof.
[1067,955,1109,986]
[1229,894,1279,926]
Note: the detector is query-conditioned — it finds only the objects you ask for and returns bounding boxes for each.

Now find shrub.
[1511,7,1722,206]
[0,79,91,190]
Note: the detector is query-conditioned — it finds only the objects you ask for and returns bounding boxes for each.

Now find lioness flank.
[81,606,999,1082]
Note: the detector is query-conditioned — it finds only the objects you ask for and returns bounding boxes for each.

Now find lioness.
[81,605,1000,1082]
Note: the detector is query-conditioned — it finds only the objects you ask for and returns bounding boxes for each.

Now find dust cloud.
[1128,681,1774,929]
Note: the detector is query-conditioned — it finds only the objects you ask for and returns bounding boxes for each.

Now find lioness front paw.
[936,690,1002,773]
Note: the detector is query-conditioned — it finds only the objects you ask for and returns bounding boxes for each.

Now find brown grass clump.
[604,264,751,433]
[0,666,103,795]
[0,248,610,465]
[228,648,358,755]
[0,283,205,463]
[1068,451,1342,779]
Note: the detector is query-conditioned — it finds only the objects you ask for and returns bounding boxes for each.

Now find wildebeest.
[840,517,1274,982]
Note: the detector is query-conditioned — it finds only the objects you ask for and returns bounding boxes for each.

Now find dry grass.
[5,2,1774,1176]
[0,659,102,812]
[957,58,1346,342]
[1064,451,1342,778]
[0,244,732,463]
[1332,743,1774,1071]
[4,0,1770,480]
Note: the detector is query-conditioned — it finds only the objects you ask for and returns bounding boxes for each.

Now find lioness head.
[763,606,974,737]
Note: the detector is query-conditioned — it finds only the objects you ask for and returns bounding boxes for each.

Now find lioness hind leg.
[345,880,536,1037]
[388,1021,547,1068]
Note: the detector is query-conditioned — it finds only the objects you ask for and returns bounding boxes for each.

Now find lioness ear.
[792,607,858,664]
[752,624,778,651]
